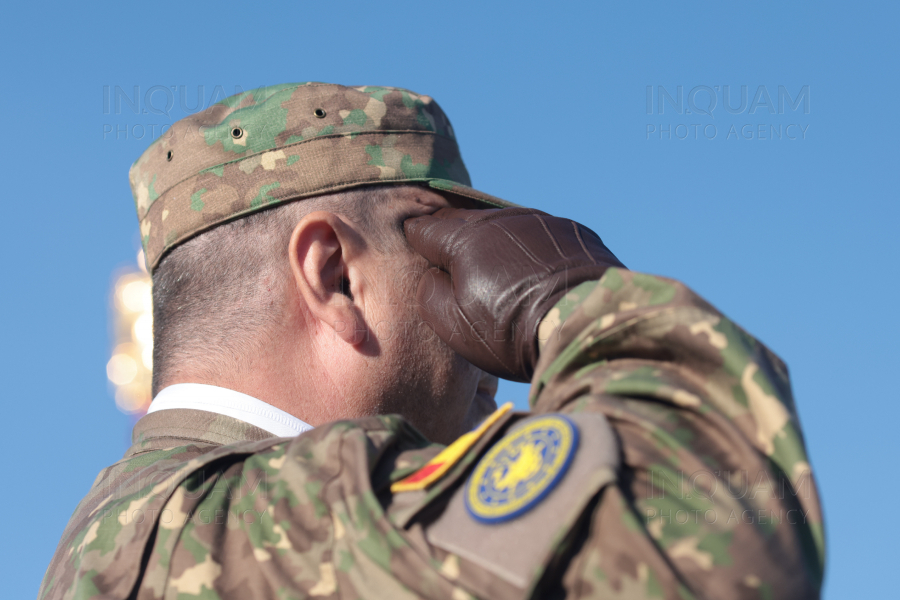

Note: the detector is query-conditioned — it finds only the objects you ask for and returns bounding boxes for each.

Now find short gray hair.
[150,185,410,395]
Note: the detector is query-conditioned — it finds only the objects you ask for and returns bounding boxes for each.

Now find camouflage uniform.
[39,83,823,598]
[39,268,824,599]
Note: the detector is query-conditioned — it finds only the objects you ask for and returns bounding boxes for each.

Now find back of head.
[129,82,514,395]
[150,185,405,394]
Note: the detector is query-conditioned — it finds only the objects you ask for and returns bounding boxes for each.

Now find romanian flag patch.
[391,402,513,493]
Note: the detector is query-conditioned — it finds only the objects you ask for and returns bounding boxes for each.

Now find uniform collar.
[129,408,277,456]
[147,383,314,438]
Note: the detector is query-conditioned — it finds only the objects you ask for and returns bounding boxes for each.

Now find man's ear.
[288,211,366,345]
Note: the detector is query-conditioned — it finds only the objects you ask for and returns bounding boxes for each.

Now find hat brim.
[424,179,521,209]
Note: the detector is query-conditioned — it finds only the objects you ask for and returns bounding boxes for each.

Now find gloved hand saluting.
[403,207,625,382]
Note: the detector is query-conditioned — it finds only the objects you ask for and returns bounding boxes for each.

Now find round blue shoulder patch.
[465,414,579,524]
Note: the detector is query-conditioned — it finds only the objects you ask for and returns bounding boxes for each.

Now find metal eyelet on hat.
[314,108,326,118]
[231,127,244,139]
[166,150,173,161]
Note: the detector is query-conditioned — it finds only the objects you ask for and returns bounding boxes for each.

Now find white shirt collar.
[147,383,314,437]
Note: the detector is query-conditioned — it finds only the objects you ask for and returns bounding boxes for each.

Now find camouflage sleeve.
[531,268,825,599]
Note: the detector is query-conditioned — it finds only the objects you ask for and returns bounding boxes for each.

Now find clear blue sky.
[2,1,895,597]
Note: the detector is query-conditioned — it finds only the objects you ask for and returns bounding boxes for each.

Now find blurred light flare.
[107,249,153,414]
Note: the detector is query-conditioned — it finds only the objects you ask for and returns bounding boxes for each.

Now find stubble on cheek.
[368,253,479,442]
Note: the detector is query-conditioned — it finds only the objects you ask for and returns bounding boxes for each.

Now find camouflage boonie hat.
[129,82,517,272]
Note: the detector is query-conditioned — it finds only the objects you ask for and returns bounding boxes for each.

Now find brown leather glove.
[403,207,625,382]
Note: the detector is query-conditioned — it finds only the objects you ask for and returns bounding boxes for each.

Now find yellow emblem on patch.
[465,414,578,523]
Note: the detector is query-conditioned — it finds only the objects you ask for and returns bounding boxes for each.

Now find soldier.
[39,83,824,599]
